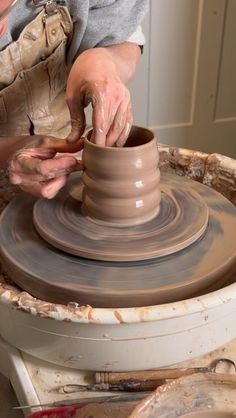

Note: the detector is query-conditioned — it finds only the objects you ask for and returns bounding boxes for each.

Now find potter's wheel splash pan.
[0,147,236,371]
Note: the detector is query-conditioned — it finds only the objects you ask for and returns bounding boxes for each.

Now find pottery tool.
[51,359,236,393]
[94,361,236,390]
[13,392,147,411]
[12,363,236,412]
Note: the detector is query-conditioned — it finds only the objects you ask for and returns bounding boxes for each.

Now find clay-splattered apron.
[0,1,73,138]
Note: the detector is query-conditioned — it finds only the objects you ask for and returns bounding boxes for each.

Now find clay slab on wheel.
[0,174,235,308]
[33,173,209,261]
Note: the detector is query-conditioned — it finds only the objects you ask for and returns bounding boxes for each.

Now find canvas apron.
[0,1,73,138]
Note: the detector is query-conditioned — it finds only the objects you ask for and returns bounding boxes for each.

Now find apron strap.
[32,0,66,16]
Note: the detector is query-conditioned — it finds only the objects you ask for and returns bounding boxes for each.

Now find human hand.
[66,48,133,147]
[0,0,12,37]
[8,136,83,198]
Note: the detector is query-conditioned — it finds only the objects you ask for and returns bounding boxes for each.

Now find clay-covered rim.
[85,125,156,151]
[0,280,235,324]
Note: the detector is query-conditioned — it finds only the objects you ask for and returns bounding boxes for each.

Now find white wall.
[129,0,236,158]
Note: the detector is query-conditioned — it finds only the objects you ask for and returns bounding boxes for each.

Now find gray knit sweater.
[0,0,148,63]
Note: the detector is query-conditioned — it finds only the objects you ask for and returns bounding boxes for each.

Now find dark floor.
[0,373,24,418]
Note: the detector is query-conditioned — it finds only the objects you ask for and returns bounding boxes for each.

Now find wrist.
[97,43,141,83]
[75,48,118,76]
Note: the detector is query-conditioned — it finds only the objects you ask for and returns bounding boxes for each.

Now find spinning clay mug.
[82,126,161,226]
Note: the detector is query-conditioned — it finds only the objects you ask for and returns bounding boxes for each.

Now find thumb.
[66,100,86,143]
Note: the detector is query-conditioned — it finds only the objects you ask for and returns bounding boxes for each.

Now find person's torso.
[0,2,74,137]
[0,0,147,137]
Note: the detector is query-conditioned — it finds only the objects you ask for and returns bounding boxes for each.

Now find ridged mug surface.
[82,126,161,226]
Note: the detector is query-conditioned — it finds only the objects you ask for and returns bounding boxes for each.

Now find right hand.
[66,48,133,147]
[8,135,83,199]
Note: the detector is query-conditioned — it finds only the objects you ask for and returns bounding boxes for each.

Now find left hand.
[66,48,133,147]
[8,136,83,199]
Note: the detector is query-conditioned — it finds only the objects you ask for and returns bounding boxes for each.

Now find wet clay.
[82,126,161,226]
[182,412,234,418]
[128,374,236,418]
[0,173,235,308]
[70,402,137,418]
[33,173,208,261]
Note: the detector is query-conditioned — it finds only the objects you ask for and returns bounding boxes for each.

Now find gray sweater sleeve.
[72,0,149,58]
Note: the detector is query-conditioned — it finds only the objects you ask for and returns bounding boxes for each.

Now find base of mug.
[81,204,161,228]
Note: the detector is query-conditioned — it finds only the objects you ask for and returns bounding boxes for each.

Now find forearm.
[104,42,141,83]
[75,42,141,85]
[0,136,30,169]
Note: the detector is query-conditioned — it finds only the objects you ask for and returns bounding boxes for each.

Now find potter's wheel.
[33,174,208,261]
[0,173,235,308]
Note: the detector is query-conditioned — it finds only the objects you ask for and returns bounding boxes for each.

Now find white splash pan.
[0,148,235,371]
[0,281,235,371]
